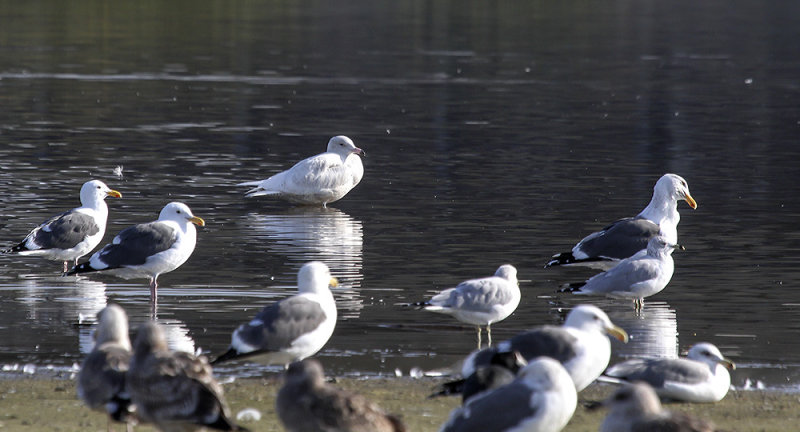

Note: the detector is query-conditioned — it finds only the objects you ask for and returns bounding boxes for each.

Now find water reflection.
[243,207,364,319]
[604,301,679,360]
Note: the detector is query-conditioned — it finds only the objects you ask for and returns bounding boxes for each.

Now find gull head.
[327,135,365,159]
[159,202,205,227]
[81,179,122,205]
[687,342,736,371]
[297,261,338,294]
[656,173,697,209]
[565,305,628,343]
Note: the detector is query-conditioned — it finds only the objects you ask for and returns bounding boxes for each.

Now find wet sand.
[0,375,798,431]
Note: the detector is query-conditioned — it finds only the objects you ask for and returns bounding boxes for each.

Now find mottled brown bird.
[127,321,248,432]
[77,304,134,431]
[276,359,406,432]
[600,382,725,432]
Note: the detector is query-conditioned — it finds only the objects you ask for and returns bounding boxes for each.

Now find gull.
[439,357,577,432]
[68,202,205,309]
[276,359,406,432]
[600,382,723,432]
[238,135,365,206]
[212,261,338,367]
[603,342,736,403]
[127,321,248,432]
[413,264,519,348]
[429,350,527,404]
[546,173,696,270]
[77,304,134,431]
[3,180,121,272]
[462,304,628,391]
[561,235,680,309]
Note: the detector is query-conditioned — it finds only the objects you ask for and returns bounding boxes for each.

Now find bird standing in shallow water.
[238,135,365,207]
[413,264,520,348]
[3,179,121,273]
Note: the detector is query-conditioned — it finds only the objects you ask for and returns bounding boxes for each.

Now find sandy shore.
[0,374,798,431]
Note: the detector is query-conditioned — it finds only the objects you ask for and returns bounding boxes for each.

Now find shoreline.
[0,374,799,431]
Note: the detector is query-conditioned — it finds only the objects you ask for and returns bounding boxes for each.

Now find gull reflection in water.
[244,207,364,319]
[604,300,679,360]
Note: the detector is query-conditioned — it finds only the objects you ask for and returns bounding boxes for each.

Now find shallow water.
[1,0,800,391]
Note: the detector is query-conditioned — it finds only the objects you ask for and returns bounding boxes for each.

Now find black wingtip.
[558,282,586,293]
[544,252,575,268]
[66,262,95,276]
[210,348,239,365]
[428,378,466,399]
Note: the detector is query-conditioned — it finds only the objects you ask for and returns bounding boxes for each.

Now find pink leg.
[149,276,158,318]
[62,261,69,273]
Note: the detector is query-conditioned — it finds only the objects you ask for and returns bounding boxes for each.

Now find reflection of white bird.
[238,135,365,206]
[462,305,628,391]
[546,173,696,270]
[414,265,520,348]
[605,301,678,360]
[128,321,248,431]
[3,180,121,273]
[440,357,577,432]
[600,382,722,432]
[277,359,406,432]
[563,236,680,308]
[212,262,338,367]
[68,202,205,305]
[604,342,735,402]
[77,304,134,430]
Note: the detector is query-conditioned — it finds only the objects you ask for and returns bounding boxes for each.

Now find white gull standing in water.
[461,304,628,392]
[600,382,723,432]
[603,342,735,403]
[212,261,338,367]
[545,173,696,270]
[3,180,121,272]
[412,264,519,348]
[238,135,364,206]
[561,235,680,309]
[68,202,205,310]
[439,357,577,432]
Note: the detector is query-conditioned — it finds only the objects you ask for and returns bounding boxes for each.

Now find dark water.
[1,1,800,390]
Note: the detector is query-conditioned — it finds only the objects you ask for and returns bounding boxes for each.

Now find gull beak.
[606,325,629,343]
[719,358,736,371]
[352,147,366,157]
[672,243,685,251]
[107,189,122,198]
[329,277,339,288]
[189,216,206,227]
[684,192,698,209]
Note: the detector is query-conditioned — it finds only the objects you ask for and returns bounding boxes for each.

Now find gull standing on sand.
[561,235,680,308]
[276,359,406,432]
[127,321,248,432]
[2,180,121,272]
[461,304,628,391]
[439,357,577,432]
[77,304,134,431]
[600,382,723,432]
[212,262,338,367]
[413,264,519,348]
[603,342,735,403]
[546,173,696,270]
[68,202,205,307]
[238,135,365,206]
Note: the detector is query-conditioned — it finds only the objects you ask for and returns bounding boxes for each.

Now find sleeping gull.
[3,180,121,272]
[412,264,519,348]
[212,261,338,367]
[238,135,365,206]
[600,382,722,432]
[546,173,696,270]
[77,304,134,431]
[67,202,205,308]
[561,235,679,309]
[603,342,735,403]
[127,321,249,432]
[462,304,628,391]
[430,350,527,404]
[439,357,577,432]
[276,359,406,432]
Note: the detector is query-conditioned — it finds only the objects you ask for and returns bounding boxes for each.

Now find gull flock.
[2,139,737,431]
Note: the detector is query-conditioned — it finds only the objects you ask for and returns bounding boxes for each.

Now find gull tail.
[210,348,241,365]
[545,252,611,269]
[2,240,29,255]
[428,378,466,399]
[558,281,586,293]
